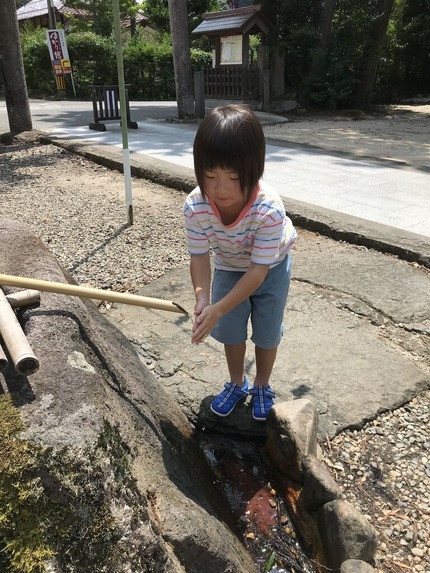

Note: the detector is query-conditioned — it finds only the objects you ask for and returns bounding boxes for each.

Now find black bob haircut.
[193,104,266,201]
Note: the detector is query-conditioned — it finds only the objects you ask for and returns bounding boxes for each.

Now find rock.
[266,399,319,482]
[340,559,376,573]
[0,219,258,573]
[318,500,378,570]
[301,454,342,511]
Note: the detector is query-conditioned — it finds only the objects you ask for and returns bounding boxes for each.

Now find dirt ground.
[264,104,430,171]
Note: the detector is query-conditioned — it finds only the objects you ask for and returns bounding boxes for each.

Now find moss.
[0,397,156,573]
[0,395,54,572]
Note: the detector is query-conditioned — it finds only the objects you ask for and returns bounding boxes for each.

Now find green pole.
[112,0,134,225]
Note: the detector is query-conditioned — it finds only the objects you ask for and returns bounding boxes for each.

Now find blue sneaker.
[249,385,276,421]
[210,377,249,417]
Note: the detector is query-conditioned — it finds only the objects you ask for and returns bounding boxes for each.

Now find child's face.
[203,167,244,210]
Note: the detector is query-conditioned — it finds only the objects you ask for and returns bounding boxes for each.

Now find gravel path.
[0,142,189,291]
[325,394,430,572]
[1,139,429,573]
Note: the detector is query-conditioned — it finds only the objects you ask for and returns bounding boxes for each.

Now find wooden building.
[192,4,273,106]
[16,0,89,30]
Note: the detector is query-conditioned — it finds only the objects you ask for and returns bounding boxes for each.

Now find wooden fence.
[204,66,260,100]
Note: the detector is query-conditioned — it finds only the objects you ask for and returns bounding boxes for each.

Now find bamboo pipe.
[0,342,8,372]
[0,289,40,376]
[0,274,189,316]
[6,289,41,309]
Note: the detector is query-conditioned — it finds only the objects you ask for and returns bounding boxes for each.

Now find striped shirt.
[183,181,297,271]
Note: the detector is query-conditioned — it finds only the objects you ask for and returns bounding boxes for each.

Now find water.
[199,432,319,573]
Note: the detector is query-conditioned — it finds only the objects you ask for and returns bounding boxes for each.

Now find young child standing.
[183,104,297,421]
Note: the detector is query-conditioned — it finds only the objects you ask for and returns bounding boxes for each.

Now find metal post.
[46,0,56,29]
[112,0,134,225]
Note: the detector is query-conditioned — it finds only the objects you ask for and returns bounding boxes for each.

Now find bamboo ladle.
[0,274,189,316]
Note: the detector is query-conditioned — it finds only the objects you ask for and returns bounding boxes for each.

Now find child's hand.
[194,298,209,318]
[192,304,221,344]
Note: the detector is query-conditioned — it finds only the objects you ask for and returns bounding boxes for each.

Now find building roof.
[192,5,271,37]
[123,10,150,28]
[17,0,88,21]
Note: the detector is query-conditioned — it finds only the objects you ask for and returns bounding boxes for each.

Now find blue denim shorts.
[211,254,292,349]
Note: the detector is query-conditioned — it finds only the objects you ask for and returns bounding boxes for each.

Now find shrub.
[66,32,117,98]
[21,28,212,101]
[21,27,56,97]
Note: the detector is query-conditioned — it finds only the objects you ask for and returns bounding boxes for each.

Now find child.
[183,104,297,421]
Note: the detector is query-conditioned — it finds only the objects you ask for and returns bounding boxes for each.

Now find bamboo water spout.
[0,289,39,376]
[6,289,41,309]
[0,274,189,315]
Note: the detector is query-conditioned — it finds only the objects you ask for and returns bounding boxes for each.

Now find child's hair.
[193,104,266,201]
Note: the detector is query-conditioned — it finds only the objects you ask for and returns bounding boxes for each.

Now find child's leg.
[210,342,248,417]
[254,345,277,387]
[224,342,247,387]
[250,345,277,421]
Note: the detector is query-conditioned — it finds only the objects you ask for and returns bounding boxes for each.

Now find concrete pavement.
[51,119,430,238]
[1,98,430,247]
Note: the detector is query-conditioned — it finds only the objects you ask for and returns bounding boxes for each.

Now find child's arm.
[192,262,269,344]
[190,252,211,330]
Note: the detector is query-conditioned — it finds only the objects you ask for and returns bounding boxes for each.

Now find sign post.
[45,29,76,96]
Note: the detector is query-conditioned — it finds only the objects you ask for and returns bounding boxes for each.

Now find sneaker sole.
[252,412,268,422]
[210,397,246,417]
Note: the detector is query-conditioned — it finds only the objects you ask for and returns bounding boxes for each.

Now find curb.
[42,135,430,269]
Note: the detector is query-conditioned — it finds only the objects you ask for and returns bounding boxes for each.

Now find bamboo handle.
[0,274,189,316]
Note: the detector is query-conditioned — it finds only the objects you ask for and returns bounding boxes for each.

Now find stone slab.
[105,240,430,438]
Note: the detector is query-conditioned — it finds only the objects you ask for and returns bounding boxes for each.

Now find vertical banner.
[45,29,72,76]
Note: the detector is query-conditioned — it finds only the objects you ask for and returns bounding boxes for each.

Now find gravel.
[1,139,429,573]
[324,393,430,572]
[0,141,189,292]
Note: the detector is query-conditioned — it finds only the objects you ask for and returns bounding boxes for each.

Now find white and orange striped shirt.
[183,181,297,272]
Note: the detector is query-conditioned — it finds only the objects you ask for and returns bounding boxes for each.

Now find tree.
[354,0,395,107]
[396,0,430,94]
[145,0,216,33]
[67,0,143,36]
[167,0,195,118]
[319,0,337,51]
[0,0,32,134]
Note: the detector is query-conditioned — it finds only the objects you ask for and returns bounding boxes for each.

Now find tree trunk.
[354,0,395,108]
[0,0,32,134]
[167,0,195,119]
[319,0,336,51]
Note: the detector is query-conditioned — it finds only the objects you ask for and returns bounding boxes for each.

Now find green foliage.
[261,0,408,108]
[0,396,149,573]
[191,48,213,71]
[124,40,210,100]
[20,26,211,101]
[0,395,53,573]
[20,27,56,97]
[142,0,170,32]
[123,39,175,99]
[66,32,117,97]
[303,0,376,108]
[144,0,217,33]
[66,0,145,36]
[302,50,360,109]
[393,0,430,94]
[19,0,428,107]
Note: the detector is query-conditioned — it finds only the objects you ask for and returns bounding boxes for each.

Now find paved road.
[1,98,430,240]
